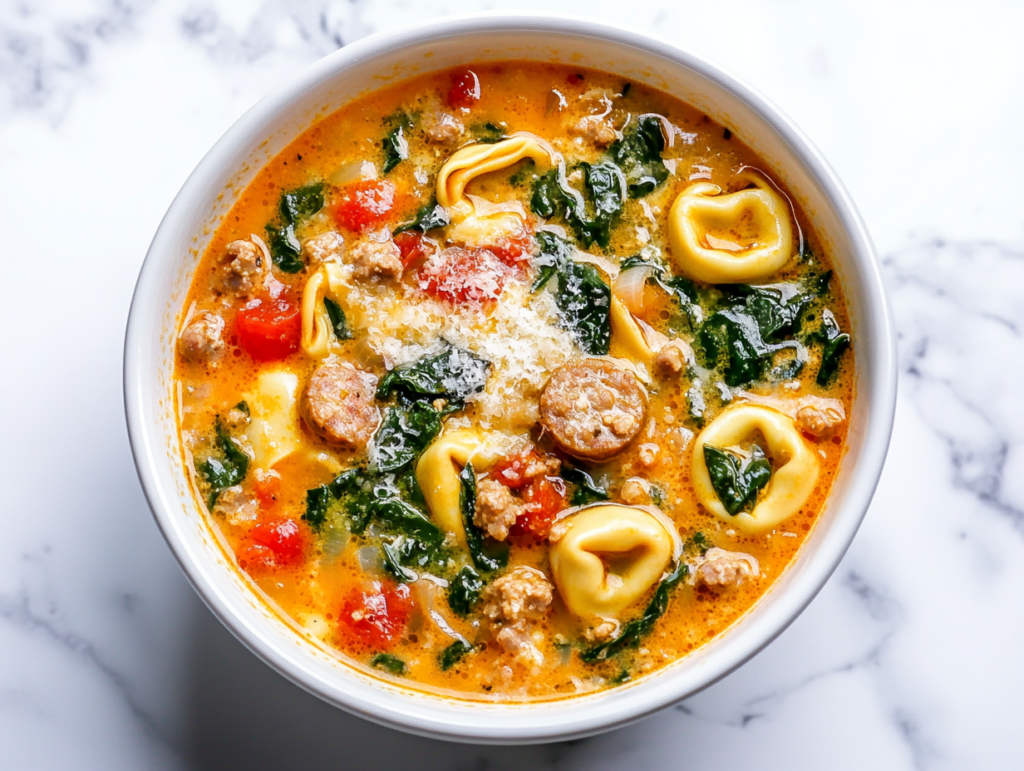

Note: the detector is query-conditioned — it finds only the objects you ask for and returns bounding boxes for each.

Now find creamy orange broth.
[175,62,853,701]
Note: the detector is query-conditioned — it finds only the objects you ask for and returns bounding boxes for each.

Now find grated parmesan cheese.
[340,274,575,430]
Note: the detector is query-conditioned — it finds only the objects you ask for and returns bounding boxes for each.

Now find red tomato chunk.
[241,517,308,572]
[235,296,301,361]
[510,476,566,542]
[339,581,412,650]
[447,69,481,109]
[333,180,397,233]
[419,247,516,304]
[393,231,430,270]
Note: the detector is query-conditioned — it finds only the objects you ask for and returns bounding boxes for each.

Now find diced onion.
[329,160,377,186]
[613,264,654,313]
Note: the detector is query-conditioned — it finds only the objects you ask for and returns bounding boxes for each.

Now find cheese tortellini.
[415,428,524,547]
[436,135,559,244]
[300,263,348,358]
[243,368,302,469]
[692,404,819,533]
[668,172,794,283]
[550,505,676,619]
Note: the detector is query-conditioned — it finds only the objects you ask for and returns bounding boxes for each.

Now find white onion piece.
[357,546,383,575]
[613,265,655,314]
[465,193,527,220]
[329,159,377,186]
[573,249,620,281]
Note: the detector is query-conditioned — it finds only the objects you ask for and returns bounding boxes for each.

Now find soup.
[174,62,853,701]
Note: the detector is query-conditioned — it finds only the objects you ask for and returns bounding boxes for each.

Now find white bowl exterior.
[124,12,896,744]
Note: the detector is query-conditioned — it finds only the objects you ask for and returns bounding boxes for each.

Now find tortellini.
[415,428,523,547]
[436,135,559,242]
[550,505,676,620]
[300,263,348,358]
[243,368,302,469]
[691,404,819,533]
[668,172,794,283]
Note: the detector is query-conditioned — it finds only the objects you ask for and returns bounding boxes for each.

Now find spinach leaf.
[448,566,484,617]
[532,232,612,355]
[529,163,623,249]
[302,484,332,530]
[323,297,352,341]
[279,182,324,225]
[372,400,445,473]
[370,653,406,675]
[703,444,772,515]
[199,418,250,507]
[393,199,450,235]
[718,282,812,343]
[459,463,508,573]
[381,113,412,174]
[556,260,612,356]
[376,344,490,402]
[382,540,418,582]
[233,400,250,417]
[470,121,507,144]
[439,639,474,671]
[581,562,688,662]
[265,223,304,273]
[609,114,669,198]
[562,466,609,506]
[698,309,770,386]
[815,309,851,386]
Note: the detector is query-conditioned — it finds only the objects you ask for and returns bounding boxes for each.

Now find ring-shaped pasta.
[691,404,819,533]
[415,428,524,547]
[668,173,794,283]
[436,135,558,219]
[550,505,675,619]
[300,264,347,358]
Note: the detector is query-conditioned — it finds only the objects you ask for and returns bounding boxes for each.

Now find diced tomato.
[485,230,534,267]
[419,247,515,304]
[252,470,282,509]
[240,517,308,572]
[510,476,566,542]
[566,73,585,86]
[338,581,412,650]
[333,179,397,233]
[235,295,301,361]
[447,69,481,109]
[491,449,543,490]
[393,231,429,270]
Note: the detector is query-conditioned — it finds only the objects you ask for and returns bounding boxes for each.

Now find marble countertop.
[2,0,1022,768]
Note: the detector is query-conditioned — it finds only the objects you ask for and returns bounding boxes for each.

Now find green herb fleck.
[439,639,474,671]
[370,653,406,675]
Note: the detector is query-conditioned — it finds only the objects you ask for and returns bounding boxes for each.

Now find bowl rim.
[124,10,897,744]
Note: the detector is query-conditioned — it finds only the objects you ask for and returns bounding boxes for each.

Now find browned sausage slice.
[304,359,379,449]
[539,359,647,461]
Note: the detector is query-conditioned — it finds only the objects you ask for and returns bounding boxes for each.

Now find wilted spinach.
[372,400,451,473]
[393,198,450,235]
[323,297,352,341]
[370,653,406,675]
[703,444,772,515]
[609,114,669,198]
[376,344,491,402]
[199,418,250,508]
[530,161,624,249]
[532,232,611,355]
[814,309,851,386]
[448,566,484,617]
[470,121,507,144]
[439,639,474,671]
[581,562,688,662]
[266,182,325,273]
[562,466,609,506]
[381,112,412,174]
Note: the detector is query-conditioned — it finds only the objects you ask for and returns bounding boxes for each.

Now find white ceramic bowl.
[124,12,897,744]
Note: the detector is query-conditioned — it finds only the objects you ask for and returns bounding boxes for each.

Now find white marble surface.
[1,0,1022,768]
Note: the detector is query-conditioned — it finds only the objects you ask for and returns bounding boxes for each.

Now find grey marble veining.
[1,1,1022,768]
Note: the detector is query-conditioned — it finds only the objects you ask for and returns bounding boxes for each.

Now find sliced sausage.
[539,359,647,461]
[304,359,379,449]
